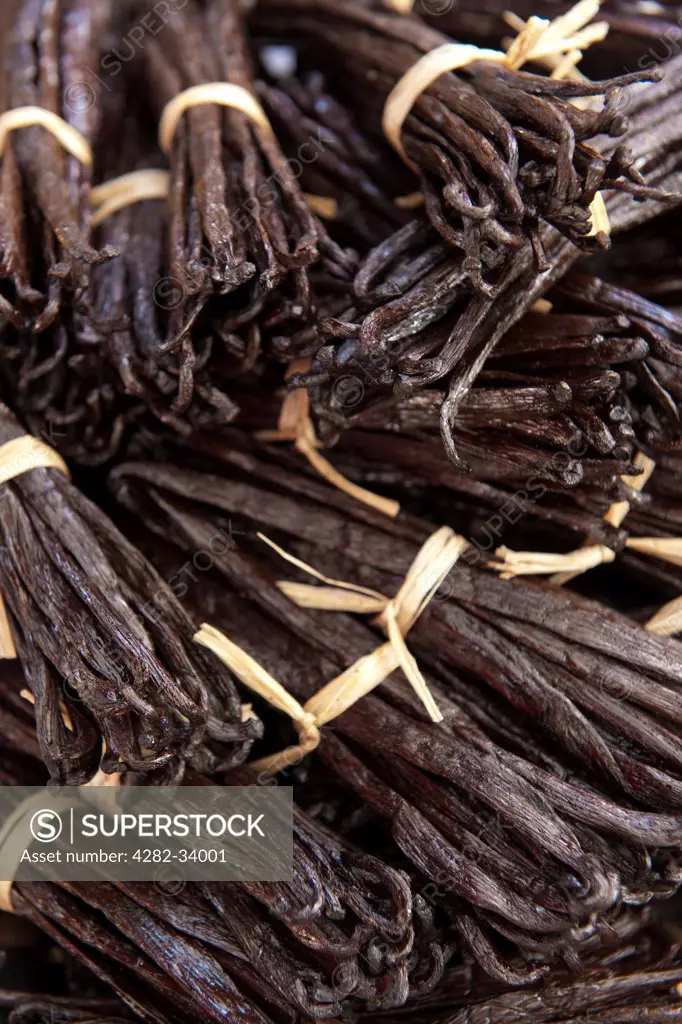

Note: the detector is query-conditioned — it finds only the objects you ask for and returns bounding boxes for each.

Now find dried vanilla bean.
[0,0,117,329]
[361,919,682,1024]
[9,791,423,1021]
[287,55,682,464]
[133,0,354,324]
[11,882,209,1024]
[0,405,259,781]
[554,270,682,449]
[260,71,412,250]
[252,0,662,276]
[108,447,682,978]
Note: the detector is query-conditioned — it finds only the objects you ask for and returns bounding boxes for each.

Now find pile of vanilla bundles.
[2,0,682,1021]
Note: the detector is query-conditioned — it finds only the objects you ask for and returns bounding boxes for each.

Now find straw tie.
[385,0,610,237]
[256,358,401,519]
[159,83,275,155]
[0,106,92,166]
[194,526,469,775]
[488,453,671,583]
[90,171,336,226]
[0,437,70,659]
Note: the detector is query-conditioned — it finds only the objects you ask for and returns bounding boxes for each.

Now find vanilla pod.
[360,919,682,1024]
[9,792,424,1021]
[554,270,682,449]
[0,405,259,781]
[260,71,412,250]
[252,0,663,274]
[108,447,682,978]
[0,661,62,785]
[288,54,682,464]
[131,0,354,320]
[9,882,209,1024]
[0,0,116,330]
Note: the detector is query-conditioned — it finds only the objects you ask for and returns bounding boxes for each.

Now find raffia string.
[255,359,401,518]
[494,534,682,580]
[159,83,274,155]
[645,596,682,637]
[388,0,610,237]
[0,106,92,165]
[636,530,682,636]
[261,525,469,721]
[491,452,657,581]
[502,9,593,81]
[394,191,425,210]
[90,170,335,225]
[194,527,468,774]
[90,170,171,227]
[549,452,656,586]
[0,437,71,659]
[602,453,657,529]
[491,545,616,579]
[304,194,339,219]
[489,450,682,583]
[194,625,321,773]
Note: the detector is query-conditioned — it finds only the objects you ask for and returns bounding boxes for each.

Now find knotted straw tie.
[0,105,169,230]
[194,526,469,775]
[488,452,682,634]
[488,453,668,582]
[89,83,272,226]
[383,0,610,237]
[91,84,336,225]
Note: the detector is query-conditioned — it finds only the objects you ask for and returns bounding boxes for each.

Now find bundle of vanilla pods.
[101,442,682,981]
[2,0,682,466]
[415,0,682,77]
[0,0,116,331]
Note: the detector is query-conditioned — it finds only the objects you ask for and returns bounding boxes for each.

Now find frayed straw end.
[277,581,386,614]
[296,427,401,518]
[491,544,614,578]
[626,537,682,568]
[384,605,443,722]
[0,595,16,659]
[645,596,682,636]
[195,623,308,723]
[587,192,611,238]
[304,194,339,219]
